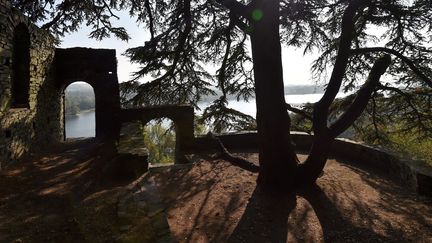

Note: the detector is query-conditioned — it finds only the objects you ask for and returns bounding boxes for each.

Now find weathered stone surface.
[54,47,121,140]
[0,1,195,173]
[0,1,60,168]
[117,173,174,242]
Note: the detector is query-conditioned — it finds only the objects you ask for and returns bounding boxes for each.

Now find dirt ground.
[0,139,431,242]
[0,139,147,242]
[154,154,432,242]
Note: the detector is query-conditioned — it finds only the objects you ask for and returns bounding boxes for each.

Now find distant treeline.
[65,89,95,116]
[283,85,325,95]
[199,84,326,103]
[65,83,324,115]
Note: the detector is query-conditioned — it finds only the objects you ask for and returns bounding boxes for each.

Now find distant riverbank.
[66,108,95,117]
[200,93,346,117]
[65,93,337,138]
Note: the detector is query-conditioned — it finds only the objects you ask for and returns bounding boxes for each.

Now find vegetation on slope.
[142,121,176,165]
[65,87,95,116]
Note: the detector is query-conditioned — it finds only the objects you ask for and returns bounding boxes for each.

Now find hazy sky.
[60,11,317,86]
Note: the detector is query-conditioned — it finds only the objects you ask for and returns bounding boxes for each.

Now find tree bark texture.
[249,0,299,187]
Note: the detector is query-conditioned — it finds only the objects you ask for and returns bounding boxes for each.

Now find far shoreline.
[65,108,95,117]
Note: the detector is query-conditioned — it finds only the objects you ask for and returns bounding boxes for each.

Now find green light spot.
[252,9,263,21]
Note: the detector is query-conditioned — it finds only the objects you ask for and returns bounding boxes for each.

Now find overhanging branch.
[352,47,432,88]
[131,0,192,103]
[144,0,155,41]
[313,0,370,136]
[215,0,249,19]
[329,55,392,138]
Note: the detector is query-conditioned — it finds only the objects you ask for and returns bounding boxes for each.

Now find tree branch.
[100,0,120,19]
[217,19,234,101]
[231,16,250,34]
[132,0,192,103]
[329,55,391,138]
[144,0,155,41]
[352,47,432,88]
[377,84,430,133]
[215,0,249,19]
[41,0,69,29]
[207,132,259,173]
[313,0,370,136]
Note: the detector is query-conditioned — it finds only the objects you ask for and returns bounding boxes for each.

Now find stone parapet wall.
[191,131,432,197]
[0,0,60,168]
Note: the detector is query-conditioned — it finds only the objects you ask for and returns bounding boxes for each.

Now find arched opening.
[64,82,95,139]
[11,23,30,108]
[143,118,176,166]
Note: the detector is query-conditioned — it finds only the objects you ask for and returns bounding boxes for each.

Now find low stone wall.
[191,131,432,197]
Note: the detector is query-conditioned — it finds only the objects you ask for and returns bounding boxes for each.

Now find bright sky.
[60,11,316,86]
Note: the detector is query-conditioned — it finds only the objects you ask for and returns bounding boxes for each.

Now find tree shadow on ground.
[0,139,100,242]
[333,158,432,238]
[153,156,258,242]
[228,186,296,242]
[157,153,432,242]
[0,138,148,242]
[228,183,397,243]
[298,184,399,242]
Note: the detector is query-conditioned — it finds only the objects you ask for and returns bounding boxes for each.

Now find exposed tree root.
[207,133,259,173]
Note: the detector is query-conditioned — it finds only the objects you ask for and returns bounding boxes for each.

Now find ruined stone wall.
[55,47,120,140]
[120,105,195,164]
[0,0,61,168]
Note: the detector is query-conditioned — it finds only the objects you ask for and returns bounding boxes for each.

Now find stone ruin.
[1,0,60,167]
[0,0,195,167]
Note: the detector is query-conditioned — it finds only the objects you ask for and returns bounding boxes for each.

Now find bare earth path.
[0,139,431,242]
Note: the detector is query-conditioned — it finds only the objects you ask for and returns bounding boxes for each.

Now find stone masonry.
[0,0,61,169]
[0,0,194,170]
[0,1,193,170]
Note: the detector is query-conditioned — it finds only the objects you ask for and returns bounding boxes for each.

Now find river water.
[65,93,338,138]
[65,110,96,138]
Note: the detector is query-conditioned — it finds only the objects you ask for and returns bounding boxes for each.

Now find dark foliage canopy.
[12,0,431,136]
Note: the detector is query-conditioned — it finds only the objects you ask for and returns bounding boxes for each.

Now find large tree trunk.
[250,0,299,188]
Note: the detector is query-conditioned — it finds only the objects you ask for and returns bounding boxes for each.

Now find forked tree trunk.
[297,136,332,184]
[299,54,392,184]
[250,0,299,187]
[248,0,386,189]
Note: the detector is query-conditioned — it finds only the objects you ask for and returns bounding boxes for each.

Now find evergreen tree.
[12,0,432,188]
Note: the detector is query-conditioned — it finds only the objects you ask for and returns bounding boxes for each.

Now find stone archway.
[54,48,121,140]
